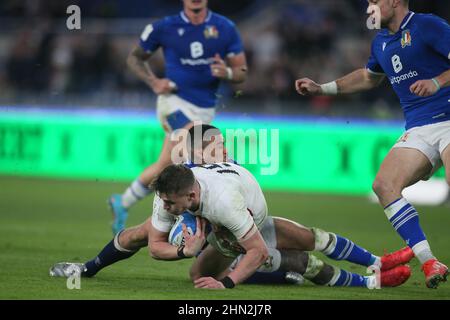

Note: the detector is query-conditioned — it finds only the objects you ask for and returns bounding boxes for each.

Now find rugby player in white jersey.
[150,163,412,289]
[51,125,412,289]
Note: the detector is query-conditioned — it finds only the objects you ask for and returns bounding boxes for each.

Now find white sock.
[412,240,435,264]
[121,179,152,209]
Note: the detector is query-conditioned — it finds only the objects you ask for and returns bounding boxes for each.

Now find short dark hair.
[151,164,195,196]
[187,124,222,161]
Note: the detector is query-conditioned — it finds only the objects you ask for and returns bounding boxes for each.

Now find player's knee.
[311,228,333,252]
[372,177,396,198]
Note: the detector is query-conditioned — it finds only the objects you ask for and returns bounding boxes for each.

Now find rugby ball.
[168,212,197,247]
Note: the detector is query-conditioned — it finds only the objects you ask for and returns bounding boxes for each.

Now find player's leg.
[372,148,436,263]
[417,142,450,286]
[250,248,410,288]
[372,144,450,288]
[373,148,431,206]
[273,217,412,270]
[441,144,450,187]
[82,218,151,277]
[277,250,410,288]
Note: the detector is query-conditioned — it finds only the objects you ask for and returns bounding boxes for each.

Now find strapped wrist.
[320,81,338,95]
[220,276,235,289]
[177,245,187,258]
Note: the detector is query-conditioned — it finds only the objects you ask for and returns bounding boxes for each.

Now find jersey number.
[200,163,239,176]
[190,42,204,58]
[391,55,403,73]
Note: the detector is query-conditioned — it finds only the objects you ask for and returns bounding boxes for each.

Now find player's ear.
[187,191,196,200]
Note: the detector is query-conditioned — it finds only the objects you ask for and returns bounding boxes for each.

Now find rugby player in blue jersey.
[108,0,248,234]
[295,0,450,288]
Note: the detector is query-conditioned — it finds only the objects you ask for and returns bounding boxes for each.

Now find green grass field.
[1,176,449,300]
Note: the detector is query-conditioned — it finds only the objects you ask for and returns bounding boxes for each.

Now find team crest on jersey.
[204,25,219,39]
[401,30,412,48]
[382,42,387,51]
[177,28,185,36]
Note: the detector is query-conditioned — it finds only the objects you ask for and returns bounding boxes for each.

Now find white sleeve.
[217,190,256,241]
[151,195,176,233]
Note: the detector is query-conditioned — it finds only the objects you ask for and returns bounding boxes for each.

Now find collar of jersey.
[400,11,415,30]
[180,10,212,25]
[381,11,415,36]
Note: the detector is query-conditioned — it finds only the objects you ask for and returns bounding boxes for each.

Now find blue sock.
[244,271,288,285]
[83,235,137,277]
[385,198,426,247]
[331,269,368,287]
[325,234,378,267]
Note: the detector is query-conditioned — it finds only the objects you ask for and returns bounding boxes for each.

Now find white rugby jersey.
[151,162,268,242]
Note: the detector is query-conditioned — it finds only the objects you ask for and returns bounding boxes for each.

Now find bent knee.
[372,177,398,197]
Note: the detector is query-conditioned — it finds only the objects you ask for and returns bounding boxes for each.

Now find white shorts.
[393,120,450,177]
[156,94,216,133]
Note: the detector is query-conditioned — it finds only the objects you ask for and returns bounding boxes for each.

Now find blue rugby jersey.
[366,12,450,130]
[139,11,244,108]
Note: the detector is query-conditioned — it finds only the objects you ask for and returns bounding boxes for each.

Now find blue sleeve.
[366,40,385,74]
[225,21,244,56]
[419,15,450,59]
[139,19,165,53]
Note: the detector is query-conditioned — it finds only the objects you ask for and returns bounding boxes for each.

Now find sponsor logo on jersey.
[401,30,412,48]
[389,70,419,85]
[204,25,219,39]
[180,57,215,66]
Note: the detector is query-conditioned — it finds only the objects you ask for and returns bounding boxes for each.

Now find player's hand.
[182,217,207,257]
[149,78,177,95]
[409,79,439,97]
[295,78,322,96]
[210,53,229,79]
[194,277,226,289]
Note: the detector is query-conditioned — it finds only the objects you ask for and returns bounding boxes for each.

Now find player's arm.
[148,222,180,261]
[148,216,206,261]
[226,226,269,284]
[434,70,450,90]
[127,45,176,95]
[210,53,248,84]
[410,15,450,97]
[295,68,385,96]
[193,224,268,289]
[410,69,450,97]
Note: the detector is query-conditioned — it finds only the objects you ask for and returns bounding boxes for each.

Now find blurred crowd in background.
[0,0,449,119]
